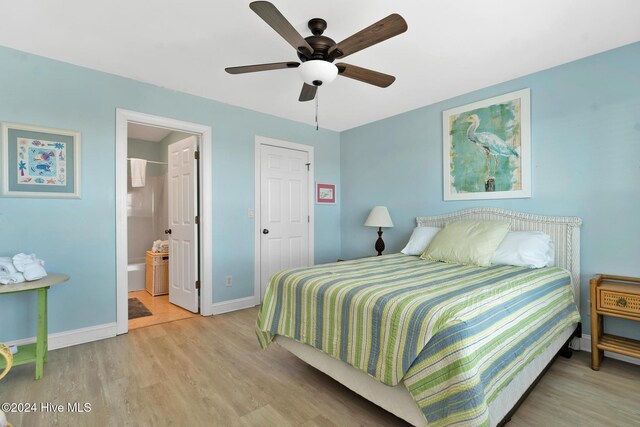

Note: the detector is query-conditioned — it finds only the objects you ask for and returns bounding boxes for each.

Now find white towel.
[12,253,47,281]
[0,259,17,276]
[130,158,147,188]
[0,272,25,285]
[152,240,170,253]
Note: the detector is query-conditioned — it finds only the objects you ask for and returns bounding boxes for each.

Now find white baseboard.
[210,295,259,315]
[5,295,259,351]
[5,322,117,351]
[579,334,640,366]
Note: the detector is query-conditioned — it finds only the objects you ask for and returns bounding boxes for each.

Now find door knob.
[165,229,172,235]
[262,229,269,234]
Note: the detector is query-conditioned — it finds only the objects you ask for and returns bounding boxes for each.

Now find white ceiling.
[127,123,172,142]
[1,1,639,131]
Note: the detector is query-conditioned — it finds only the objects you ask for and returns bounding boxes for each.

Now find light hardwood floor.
[1,307,639,426]
[128,290,198,330]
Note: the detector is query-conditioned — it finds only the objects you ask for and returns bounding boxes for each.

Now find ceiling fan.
[225,1,408,102]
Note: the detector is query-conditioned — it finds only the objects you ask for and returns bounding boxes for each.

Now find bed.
[256,208,582,427]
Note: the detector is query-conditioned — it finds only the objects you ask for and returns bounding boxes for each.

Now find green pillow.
[420,220,510,267]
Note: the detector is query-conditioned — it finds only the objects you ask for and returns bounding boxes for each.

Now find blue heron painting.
[445,93,525,196]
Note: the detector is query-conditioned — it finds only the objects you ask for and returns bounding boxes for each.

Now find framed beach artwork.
[1,122,81,198]
[442,88,531,200]
[316,183,336,204]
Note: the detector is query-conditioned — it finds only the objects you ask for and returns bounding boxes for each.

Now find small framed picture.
[1,122,81,198]
[316,183,336,204]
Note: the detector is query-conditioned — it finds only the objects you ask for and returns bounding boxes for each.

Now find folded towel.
[152,240,170,253]
[0,260,17,276]
[130,158,147,188]
[0,272,25,285]
[12,253,47,281]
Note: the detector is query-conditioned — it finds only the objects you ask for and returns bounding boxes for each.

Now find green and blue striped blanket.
[256,254,579,426]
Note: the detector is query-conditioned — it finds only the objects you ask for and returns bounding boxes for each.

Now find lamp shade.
[364,206,394,228]
[298,60,338,86]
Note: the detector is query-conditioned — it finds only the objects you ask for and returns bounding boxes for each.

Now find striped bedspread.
[256,254,580,426]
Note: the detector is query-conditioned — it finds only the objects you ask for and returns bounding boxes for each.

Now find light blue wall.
[0,46,340,342]
[340,42,640,339]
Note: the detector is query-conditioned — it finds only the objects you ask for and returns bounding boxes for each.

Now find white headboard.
[416,208,582,309]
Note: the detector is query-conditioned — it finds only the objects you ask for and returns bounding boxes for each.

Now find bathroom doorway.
[126,124,198,329]
[115,110,213,335]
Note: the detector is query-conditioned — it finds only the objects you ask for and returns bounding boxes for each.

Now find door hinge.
[305,162,310,171]
[308,215,310,223]
[195,280,200,290]
[194,150,200,160]
[195,215,199,225]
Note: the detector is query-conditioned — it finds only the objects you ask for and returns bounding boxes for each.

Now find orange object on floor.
[128,290,198,330]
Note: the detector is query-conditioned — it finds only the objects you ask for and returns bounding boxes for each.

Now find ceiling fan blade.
[250,1,314,57]
[299,83,317,102]
[225,61,300,74]
[328,14,407,60]
[336,63,396,88]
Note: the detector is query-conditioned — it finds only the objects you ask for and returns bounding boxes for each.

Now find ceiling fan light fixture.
[298,60,338,86]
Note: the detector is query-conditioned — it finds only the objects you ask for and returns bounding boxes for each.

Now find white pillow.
[545,240,555,267]
[492,231,554,268]
[401,226,441,256]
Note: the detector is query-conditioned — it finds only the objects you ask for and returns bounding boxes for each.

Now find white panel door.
[260,145,310,298]
[168,136,199,313]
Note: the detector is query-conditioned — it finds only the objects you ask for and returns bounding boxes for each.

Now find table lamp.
[364,206,394,256]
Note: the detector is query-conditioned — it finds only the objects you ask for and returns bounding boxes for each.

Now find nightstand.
[590,274,640,370]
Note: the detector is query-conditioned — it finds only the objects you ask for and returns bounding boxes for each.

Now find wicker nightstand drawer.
[599,290,640,315]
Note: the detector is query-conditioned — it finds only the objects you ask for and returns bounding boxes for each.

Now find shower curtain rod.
[127,158,168,165]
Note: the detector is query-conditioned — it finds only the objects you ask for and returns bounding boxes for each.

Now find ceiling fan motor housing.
[296,18,336,62]
[296,18,339,87]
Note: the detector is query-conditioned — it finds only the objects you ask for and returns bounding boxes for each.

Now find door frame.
[115,109,213,335]
[254,136,315,301]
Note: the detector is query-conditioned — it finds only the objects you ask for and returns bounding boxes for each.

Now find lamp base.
[375,227,385,256]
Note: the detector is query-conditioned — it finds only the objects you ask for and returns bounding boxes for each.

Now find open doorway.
[115,110,213,335]
[126,124,198,329]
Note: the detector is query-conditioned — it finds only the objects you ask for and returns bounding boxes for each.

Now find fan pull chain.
[315,90,319,131]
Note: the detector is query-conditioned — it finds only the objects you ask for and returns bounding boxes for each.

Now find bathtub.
[128,260,146,292]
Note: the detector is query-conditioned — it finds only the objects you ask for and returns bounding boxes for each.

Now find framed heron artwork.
[442,88,531,200]
[1,122,81,198]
